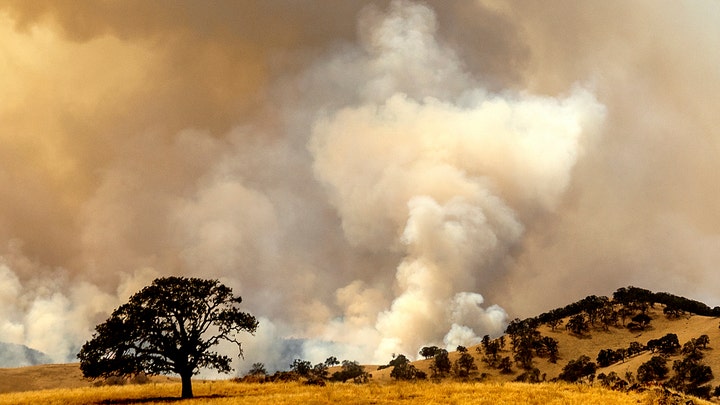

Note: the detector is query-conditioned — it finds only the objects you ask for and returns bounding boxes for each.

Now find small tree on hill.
[535,336,559,364]
[331,360,370,383]
[498,356,513,374]
[565,314,589,336]
[480,340,501,367]
[454,352,477,378]
[325,356,340,367]
[630,313,651,330]
[420,346,441,359]
[559,355,596,383]
[310,362,329,380]
[667,356,714,398]
[515,367,541,383]
[248,362,267,376]
[596,349,623,368]
[430,349,451,377]
[290,359,312,377]
[696,334,710,349]
[481,335,491,351]
[663,305,685,319]
[637,356,668,383]
[389,354,419,380]
[647,333,680,356]
[547,318,563,331]
[627,341,645,356]
[77,277,258,399]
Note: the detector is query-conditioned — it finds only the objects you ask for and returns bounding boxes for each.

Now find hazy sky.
[1,0,720,372]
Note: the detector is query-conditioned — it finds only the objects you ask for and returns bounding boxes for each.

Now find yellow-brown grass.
[370,305,720,385]
[1,306,717,403]
[0,380,710,405]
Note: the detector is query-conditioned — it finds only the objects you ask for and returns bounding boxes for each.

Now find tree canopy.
[77,276,258,398]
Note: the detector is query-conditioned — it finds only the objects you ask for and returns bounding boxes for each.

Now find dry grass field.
[0,305,717,404]
[0,380,710,405]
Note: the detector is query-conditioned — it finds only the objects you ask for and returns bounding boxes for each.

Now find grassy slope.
[1,305,717,403]
[0,364,92,393]
[0,380,707,405]
[0,363,176,394]
[370,305,720,385]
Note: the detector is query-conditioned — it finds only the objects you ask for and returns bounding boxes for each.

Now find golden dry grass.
[368,305,720,386]
[0,380,710,405]
[0,306,717,404]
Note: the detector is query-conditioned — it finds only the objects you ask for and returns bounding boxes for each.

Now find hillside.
[368,290,720,401]
[370,305,719,382]
[0,364,92,393]
[0,342,52,368]
[1,288,719,402]
[0,363,176,394]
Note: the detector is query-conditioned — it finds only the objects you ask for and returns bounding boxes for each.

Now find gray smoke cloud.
[0,0,718,372]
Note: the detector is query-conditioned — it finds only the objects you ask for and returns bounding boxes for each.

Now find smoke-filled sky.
[1,0,720,373]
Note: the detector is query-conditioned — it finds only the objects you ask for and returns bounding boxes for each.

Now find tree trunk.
[180,371,193,398]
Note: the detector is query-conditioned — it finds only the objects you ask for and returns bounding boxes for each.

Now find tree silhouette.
[324,356,340,367]
[290,359,312,377]
[248,362,267,376]
[647,333,680,356]
[498,356,513,374]
[331,360,370,383]
[565,314,589,336]
[454,352,477,377]
[77,277,258,398]
[389,354,419,380]
[419,346,441,359]
[559,355,596,382]
[430,349,451,377]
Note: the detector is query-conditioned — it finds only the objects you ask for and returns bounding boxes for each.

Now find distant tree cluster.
[537,295,617,329]
[429,350,450,378]
[533,286,720,337]
[246,356,370,385]
[333,360,370,383]
[637,356,669,383]
[647,333,681,356]
[595,340,646,369]
[505,319,559,370]
[631,334,715,399]
[419,346,442,359]
[614,287,720,317]
[558,355,596,383]
[596,348,625,368]
[597,371,630,391]
[454,349,477,378]
[385,354,425,381]
[565,314,590,336]
[417,345,484,380]
[626,313,651,332]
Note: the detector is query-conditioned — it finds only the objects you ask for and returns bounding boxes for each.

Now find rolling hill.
[0,287,718,403]
[0,342,51,368]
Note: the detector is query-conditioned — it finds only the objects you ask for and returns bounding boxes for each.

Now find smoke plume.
[0,0,719,372]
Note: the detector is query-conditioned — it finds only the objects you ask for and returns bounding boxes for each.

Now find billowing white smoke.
[307,0,605,362]
[0,0,607,371]
[0,256,158,363]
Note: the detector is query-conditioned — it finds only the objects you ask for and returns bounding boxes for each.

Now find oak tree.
[77,276,258,398]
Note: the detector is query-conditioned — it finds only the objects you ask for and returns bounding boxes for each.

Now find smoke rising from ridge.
[0,0,719,371]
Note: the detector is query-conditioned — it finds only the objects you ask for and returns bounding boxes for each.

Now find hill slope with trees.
[1,286,719,403]
[366,286,720,400]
